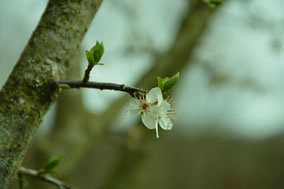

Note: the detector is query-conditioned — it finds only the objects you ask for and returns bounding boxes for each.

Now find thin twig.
[82,64,94,83]
[50,79,146,97]
[18,167,73,189]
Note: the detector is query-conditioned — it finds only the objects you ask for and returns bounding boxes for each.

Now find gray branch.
[51,79,146,97]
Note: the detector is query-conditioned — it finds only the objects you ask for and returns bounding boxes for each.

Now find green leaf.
[85,50,94,65]
[90,41,104,64]
[43,156,61,174]
[157,76,163,90]
[19,178,29,189]
[157,72,180,92]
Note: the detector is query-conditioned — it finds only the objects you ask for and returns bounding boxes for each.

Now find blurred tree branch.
[18,167,73,189]
[98,1,218,187]
[31,0,218,187]
[102,0,217,128]
[0,0,102,188]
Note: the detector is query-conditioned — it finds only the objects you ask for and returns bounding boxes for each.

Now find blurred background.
[1,0,284,188]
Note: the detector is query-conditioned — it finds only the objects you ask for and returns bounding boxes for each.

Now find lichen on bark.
[0,0,102,188]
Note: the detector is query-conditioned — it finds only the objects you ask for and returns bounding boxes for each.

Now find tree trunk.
[0,0,102,188]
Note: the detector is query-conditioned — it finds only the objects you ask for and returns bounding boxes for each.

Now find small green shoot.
[157,72,180,93]
[85,41,104,66]
[42,156,61,174]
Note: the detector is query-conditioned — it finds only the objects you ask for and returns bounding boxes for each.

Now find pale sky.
[1,0,284,139]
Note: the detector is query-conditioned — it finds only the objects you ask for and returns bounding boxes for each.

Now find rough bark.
[0,0,102,188]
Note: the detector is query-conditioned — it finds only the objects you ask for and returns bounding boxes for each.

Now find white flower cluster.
[126,87,176,138]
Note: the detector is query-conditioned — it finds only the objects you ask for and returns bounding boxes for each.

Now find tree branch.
[82,64,94,83]
[18,167,73,189]
[51,79,146,97]
[0,0,102,188]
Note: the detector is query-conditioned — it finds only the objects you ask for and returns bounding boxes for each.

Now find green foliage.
[19,178,29,189]
[206,0,224,7]
[85,41,104,66]
[43,156,61,174]
[85,51,95,65]
[157,72,180,93]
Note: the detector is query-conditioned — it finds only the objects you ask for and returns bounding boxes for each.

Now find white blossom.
[126,87,176,138]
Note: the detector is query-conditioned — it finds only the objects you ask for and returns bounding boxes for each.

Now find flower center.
[140,100,150,110]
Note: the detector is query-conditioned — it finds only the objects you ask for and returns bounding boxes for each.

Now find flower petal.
[147,105,161,119]
[146,87,163,104]
[159,100,171,113]
[159,116,173,130]
[126,99,141,116]
[141,112,157,130]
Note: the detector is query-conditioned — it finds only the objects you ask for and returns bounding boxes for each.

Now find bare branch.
[50,79,146,97]
[82,64,94,83]
[18,167,73,189]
